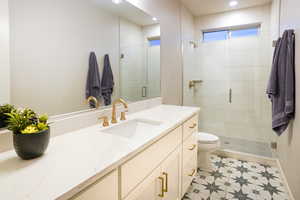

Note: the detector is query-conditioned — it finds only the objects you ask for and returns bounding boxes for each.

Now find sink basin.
[102,119,162,139]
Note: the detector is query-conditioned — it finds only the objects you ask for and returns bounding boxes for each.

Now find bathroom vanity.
[0,105,199,200]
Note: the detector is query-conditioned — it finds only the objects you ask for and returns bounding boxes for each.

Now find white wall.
[0,0,10,104]
[143,24,160,38]
[9,0,120,115]
[270,0,281,41]
[276,0,300,199]
[127,0,183,105]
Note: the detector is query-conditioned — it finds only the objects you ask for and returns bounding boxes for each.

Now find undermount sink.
[102,119,162,139]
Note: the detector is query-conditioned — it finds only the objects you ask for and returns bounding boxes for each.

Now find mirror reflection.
[1,0,160,116]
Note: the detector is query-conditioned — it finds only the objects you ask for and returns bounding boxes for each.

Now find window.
[149,39,160,46]
[203,30,228,42]
[203,26,260,42]
[230,27,259,38]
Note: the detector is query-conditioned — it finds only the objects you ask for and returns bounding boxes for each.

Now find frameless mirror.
[1,0,160,116]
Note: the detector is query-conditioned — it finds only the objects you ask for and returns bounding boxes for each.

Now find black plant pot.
[13,128,50,160]
[0,119,7,129]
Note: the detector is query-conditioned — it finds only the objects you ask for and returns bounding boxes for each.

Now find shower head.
[189,41,198,48]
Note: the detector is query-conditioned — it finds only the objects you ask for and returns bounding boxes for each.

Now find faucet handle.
[120,109,128,121]
[99,116,109,127]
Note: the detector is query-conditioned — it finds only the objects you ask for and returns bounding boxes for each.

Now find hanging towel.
[86,52,101,108]
[101,54,114,106]
[267,30,295,136]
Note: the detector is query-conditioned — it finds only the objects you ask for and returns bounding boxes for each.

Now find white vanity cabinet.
[181,115,198,197]
[120,126,182,199]
[160,148,181,200]
[124,148,181,200]
[71,170,118,200]
[70,114,199,200]
[122,115,198,200]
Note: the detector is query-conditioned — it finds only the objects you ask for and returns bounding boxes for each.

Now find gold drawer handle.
[162,172,168,192]
[188,169,196,177]
[188,144,197,151]
[189,123,197,129]
[158,176,165,197]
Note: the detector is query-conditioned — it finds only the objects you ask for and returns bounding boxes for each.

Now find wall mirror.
[0,0,161,117]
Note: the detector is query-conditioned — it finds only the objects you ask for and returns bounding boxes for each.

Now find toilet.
[197,132,221,170]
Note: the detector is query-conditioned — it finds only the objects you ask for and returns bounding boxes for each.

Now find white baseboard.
[214,149,277,166]
[276,159,295,200]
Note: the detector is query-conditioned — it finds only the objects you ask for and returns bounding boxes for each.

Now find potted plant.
[0,104,15,128]
[6,109,50,160]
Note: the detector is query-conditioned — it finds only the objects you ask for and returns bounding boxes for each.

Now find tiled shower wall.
[183,4,274,143]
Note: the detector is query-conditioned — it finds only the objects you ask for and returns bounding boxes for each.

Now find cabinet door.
[161,148,180,200]
[182,150,197,197]
[72,170,118,200]
[124,166,163,200]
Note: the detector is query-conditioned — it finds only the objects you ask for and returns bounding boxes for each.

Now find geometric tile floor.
[182,155,290,200]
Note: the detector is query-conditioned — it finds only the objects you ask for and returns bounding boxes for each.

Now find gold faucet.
[99,116,109,127]
[111,98,128,124]
[86,96,100,109]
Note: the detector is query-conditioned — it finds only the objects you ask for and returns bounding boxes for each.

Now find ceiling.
[180,0,272,16]
[93,0,156,26]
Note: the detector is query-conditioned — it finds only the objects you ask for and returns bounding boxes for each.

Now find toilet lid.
[197,132,219,144]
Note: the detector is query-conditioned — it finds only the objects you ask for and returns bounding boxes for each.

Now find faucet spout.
[111,98,128,123]
[86,96,100,109]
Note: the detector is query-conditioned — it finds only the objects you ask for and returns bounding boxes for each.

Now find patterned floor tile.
[182,155,290,200]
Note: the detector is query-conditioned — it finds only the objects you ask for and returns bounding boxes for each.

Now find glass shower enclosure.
[182,26,275,157]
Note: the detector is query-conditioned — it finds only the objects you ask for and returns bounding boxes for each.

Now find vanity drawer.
[72,170,118,200]
[183,115,198,141]
[121,126,182,199]
[182,133,198,164]
[182,150,197,196]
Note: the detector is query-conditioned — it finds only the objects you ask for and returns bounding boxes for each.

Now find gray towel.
[101,54,114,106]
[267,30,295,136]
[86,52,101,108]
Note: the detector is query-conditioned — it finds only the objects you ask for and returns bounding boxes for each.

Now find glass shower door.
[183,39,230,137]
[183,34,274,157]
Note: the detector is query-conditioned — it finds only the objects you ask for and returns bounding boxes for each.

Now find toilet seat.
[197,132,219,144]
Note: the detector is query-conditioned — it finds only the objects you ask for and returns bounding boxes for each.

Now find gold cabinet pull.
[158,176,165,197]
[188,144,197,151]
[162,172,168,192]
[189,123,197,129]
[188,169,196,177]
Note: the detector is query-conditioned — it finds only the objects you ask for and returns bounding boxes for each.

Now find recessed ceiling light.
[229,1,238,7]
[152,17,158,21]
[112,0,122,4]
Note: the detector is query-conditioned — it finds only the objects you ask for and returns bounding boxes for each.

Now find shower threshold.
[218,136,274,158]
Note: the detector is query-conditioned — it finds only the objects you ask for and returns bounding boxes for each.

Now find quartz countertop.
[0,105,200,200]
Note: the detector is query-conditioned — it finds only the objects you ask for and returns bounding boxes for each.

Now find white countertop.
[0,105,200,200]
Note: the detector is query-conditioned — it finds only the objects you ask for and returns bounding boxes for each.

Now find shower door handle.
[142,86,147,97]
[229,88,232,103]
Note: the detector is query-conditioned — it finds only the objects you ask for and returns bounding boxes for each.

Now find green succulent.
[0,104,16,122]
[39,114,48,124]
[37,122,48,131]
[6,109,49,134]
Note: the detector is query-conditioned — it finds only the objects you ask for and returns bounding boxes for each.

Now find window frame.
[202,25,260,42]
